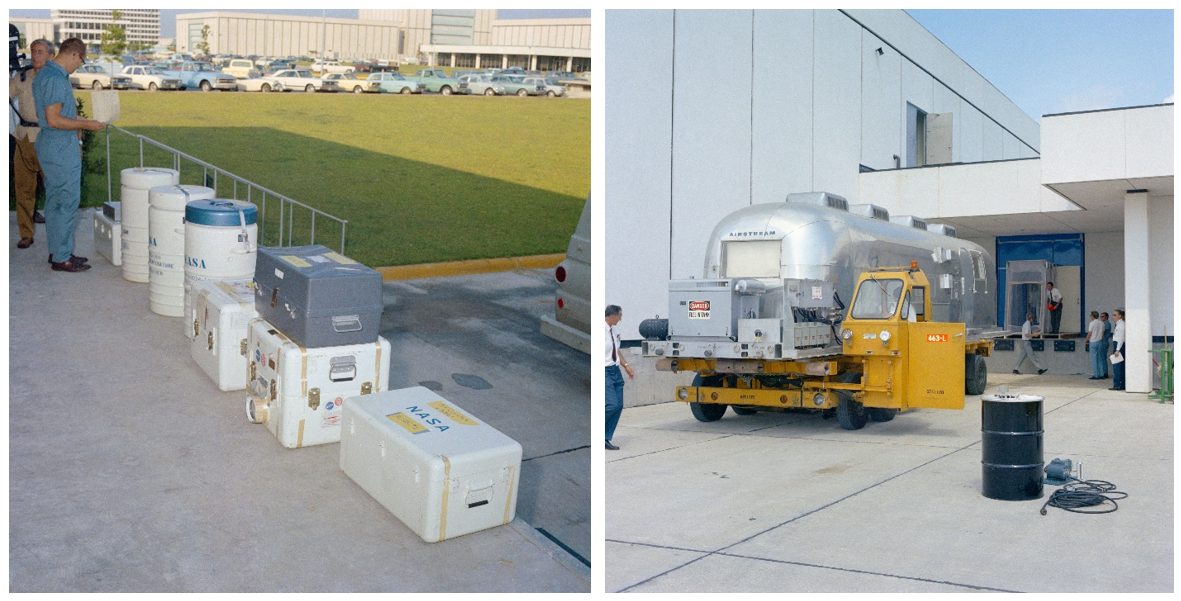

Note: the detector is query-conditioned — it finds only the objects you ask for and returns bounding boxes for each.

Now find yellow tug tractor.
[640,192,1004,430]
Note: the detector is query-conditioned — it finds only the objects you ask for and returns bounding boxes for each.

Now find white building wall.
[1148,195,1175,337]
[1083,232,1126,321]
[606,9,1041,337]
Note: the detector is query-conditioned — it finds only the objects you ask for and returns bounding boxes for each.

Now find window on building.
[571,57,591,73]
[454,53,475,68]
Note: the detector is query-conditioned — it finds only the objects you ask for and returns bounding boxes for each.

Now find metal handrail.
[103,125,348,253]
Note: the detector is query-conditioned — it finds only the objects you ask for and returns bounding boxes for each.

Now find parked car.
[540,195,591,354]
[70,65,133,90]
[310,60,353,75]
[548,70,589,83]
[367,72,427,94]
[223,59,259,79]
[490,74,545,97]
[161,61,239,91]
[266,60,295,72]
[120,65,182,91]
[522,76,566,97]
[457,74,505,96]
[405,68,466,95]
[323,72,380,94]
[235,71,286,93]
[502,66,526,75]
[267,69,339,93]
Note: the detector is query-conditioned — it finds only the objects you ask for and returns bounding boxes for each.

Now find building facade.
[9,18,55,50]
[606,9,1172,395]
[50,9,160,46]
[175,12,404,62]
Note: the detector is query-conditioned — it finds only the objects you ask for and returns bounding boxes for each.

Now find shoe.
[48,254,87,265]
[605,440,619,451]
[1013,370,1020,375]
[1038,369,1047,375]
[1108,387,1123,391]
[51,259,91,272]
[16,237,33,249]
[33,211,45,224]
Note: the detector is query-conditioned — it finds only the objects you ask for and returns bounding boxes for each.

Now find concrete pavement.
[606,372,1173,592]
[8,210,590,592]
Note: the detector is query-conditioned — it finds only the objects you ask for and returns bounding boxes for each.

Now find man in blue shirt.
[33,37,105,272]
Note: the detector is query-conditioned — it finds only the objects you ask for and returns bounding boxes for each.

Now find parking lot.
[606,374,1173,592]
[8,211,590,592]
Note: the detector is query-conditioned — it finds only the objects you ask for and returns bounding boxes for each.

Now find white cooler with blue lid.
[339,387,522,543]
[184,199,258,337]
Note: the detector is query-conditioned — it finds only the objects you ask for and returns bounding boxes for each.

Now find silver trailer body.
[644,192,1001,362]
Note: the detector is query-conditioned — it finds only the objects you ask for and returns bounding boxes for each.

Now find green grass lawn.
[71,91,589,267]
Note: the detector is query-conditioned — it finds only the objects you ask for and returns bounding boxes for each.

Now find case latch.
[308,387,321,410]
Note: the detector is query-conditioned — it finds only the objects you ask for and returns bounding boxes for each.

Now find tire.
[306,84,316,93]
[868,407,897,422]
[441,86,453,96]
[965,354,988,396]
[148,82,158,91]
[837,392,868,430]
[547,90,556,97]
[92,80,103,90]
[400,87,412,95]
[260,84,271,93]
[484,88,495,96]
[689,374,728,422]
[516,88,528,97]
[353,85,363,94]
[731,406,758,416]
[200,80,212,92]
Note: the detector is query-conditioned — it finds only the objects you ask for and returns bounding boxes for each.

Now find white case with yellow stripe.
[246,318,390,449]
[190,279,257,391]
[339,387,522,543]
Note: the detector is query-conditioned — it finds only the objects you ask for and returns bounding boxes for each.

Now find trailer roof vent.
[926,223,957,238]
[849,204,890,221]
[890,215,928,230]
[786,192,848,212]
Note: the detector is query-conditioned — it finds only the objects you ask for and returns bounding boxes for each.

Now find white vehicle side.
[268,69,332,92]
[120,65,182,91]
[540,195,591,353]
[236,71,286,93]
[223,59,258,79]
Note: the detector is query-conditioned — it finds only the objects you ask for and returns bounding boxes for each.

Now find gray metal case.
[253,245,384,348]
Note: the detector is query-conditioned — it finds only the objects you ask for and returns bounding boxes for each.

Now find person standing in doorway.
[1110,309,1126,391]
[1046,282,1063,334]
[1099,312,1113,379]
[1014,312,1048,375]
[1086,311,1104,379]
[32,37,105,272]
[605,305,634,451]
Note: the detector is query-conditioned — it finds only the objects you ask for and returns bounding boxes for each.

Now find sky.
[906,9,1174,121]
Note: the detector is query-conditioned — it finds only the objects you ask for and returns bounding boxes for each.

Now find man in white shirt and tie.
[605,305,633,450]
[1110,309,1126,391]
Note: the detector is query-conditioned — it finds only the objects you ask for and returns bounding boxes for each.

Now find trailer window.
[721,240,779,278]
[851,278,905,319]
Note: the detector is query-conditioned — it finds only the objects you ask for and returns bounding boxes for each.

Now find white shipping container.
[94,210,122,266]
[246,319,390,448]
[190,279,258,391]
[339,387,522,543]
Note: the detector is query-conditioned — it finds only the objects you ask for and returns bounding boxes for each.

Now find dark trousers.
[1050,305,1062,333]
[1112,343,1126,390]
[606,365,624,441]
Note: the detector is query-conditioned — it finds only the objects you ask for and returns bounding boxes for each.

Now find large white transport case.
[246,319,390,448]
[94,202,122,266]
[339,387,522,543]
[190,279,257,391]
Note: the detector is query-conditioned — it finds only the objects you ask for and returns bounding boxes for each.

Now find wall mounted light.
[876,47,884,56]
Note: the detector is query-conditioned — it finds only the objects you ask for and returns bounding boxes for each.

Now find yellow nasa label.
[387,412,428,434]
[280,255,313,268]
[428,401,478,426]
[322,252,357,265]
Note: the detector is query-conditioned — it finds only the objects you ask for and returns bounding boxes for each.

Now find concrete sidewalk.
[8,210,590,592]
[606,373,1173,592]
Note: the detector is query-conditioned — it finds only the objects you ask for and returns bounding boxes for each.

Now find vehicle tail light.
[555,266,567,283]
[557,298,565,309]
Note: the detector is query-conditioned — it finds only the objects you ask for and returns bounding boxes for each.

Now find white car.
[267,69,340,93]
[223,59,259,79]
[310,60,353,75]
[120,65,182,91]
[235,71,286,93]
[323,72,380,94]
[540,195,591,353]
[70,64,133,90]
[522,76,567,97]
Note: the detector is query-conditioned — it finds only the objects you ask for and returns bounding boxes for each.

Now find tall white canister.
[184,199,259,337]
[148,185,215,317]
[120,167,179,282]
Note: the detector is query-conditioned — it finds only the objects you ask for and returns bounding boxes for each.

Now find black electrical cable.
[1040,479,1127,515]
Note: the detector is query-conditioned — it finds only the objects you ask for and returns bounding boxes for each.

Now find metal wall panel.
[932,81,961,163]
[860,28,902,172]
[812,9,862,201]
[752,10,815,204]
[605,10,676,329]
[670,10,754,280]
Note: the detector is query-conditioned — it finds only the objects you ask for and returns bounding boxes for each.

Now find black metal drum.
[981,394,1044,500]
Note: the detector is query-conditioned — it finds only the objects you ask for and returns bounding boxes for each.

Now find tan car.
[70,64,133,90]
[223,59,259,79]
[323,72,380,94]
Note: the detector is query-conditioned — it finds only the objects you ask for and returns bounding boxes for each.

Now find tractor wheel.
[689,374,728,422]
[868,408,897,422]
[837,392,868,430]
[965,354,988,396]
[731,406,758,416]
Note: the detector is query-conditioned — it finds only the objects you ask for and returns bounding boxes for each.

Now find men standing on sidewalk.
[32,37,105,273]
[605,305,634,451]
[1086,311,1104,379]
[10,39,53,249]
[1099,312,1113,379]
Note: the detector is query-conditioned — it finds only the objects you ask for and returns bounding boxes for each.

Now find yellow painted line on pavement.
[377,253,565,281]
